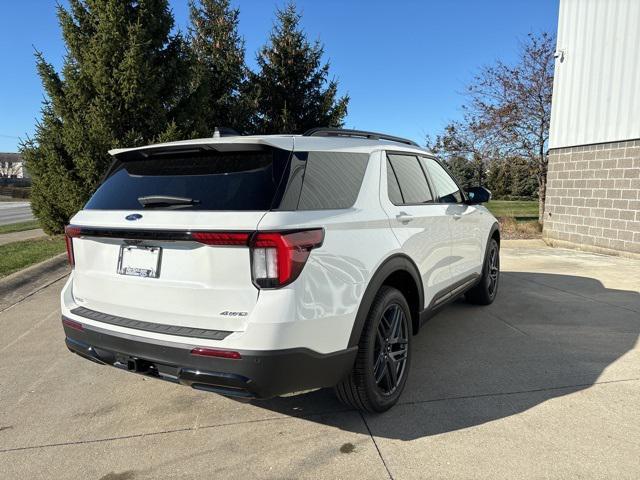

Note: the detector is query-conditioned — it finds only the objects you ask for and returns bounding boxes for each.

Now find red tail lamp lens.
[191,232,250,246]
[62,317,84,331]
[190,347,242,359]
[251,229,324,288]
[64,225,81,268]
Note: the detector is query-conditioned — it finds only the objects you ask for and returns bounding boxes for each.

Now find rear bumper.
[63,317,357,399]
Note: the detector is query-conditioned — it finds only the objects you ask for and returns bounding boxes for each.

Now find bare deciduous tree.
[428,33,554,222]
[427,115,507,188]
[465,32,554,222]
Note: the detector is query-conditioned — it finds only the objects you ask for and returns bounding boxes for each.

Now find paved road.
[1,243,639,479]
[0,201,34,225]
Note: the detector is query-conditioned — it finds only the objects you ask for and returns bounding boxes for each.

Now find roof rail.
[303,128,419,147]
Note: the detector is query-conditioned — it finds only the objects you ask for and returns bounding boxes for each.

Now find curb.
[502,239,548,249]
[0,253,70,312]
[543,237,640,260]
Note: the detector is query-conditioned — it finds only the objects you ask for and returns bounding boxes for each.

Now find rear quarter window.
[291,151,369,210]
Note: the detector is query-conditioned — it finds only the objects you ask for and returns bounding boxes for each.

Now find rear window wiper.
[138,195,201,209]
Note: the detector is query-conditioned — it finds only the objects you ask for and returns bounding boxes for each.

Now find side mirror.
[465,186,491,204]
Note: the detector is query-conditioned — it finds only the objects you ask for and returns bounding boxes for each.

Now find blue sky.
[0,0,559,152]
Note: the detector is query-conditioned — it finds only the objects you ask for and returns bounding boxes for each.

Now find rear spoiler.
[108,136,295,160]
[102,139,292,182]
[110,143,265,162]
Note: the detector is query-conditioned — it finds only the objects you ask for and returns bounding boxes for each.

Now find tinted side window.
[422,157,463,203]
[387,154,433,204]
[386,159,404,205]
[295,152,369,210]
[277,152,307,210]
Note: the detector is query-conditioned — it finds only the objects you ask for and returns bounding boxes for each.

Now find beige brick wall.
[543,139,640,255]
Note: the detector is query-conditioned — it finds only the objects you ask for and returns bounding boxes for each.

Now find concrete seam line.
[395,377,640,408]
[487,311,530,336]
[2,379,638,454]
[0,309,59,353]
[0,407,356,454]
[358,411,394,480]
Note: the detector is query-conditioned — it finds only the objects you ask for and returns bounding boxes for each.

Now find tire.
[465,238,500,305]
[334,286,412,413]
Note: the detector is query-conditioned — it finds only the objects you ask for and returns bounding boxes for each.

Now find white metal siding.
[549,0,640,149]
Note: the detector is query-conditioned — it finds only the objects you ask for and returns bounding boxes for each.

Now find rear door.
[380,152,452,307]
[421,156,484,283]
[69,142,295,333]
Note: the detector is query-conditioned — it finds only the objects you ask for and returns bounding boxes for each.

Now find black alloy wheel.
[373,303,409,395]
[487,242,499,298]
[466,237,500,305]
[334,286,413,412]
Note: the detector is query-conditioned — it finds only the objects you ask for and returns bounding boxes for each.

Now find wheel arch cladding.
[348,254,424,348]
[490,222,500,246]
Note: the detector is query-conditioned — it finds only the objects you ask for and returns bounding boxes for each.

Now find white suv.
[61,128,500,412]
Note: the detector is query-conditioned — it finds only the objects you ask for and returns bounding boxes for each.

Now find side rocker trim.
[428,274,481,309]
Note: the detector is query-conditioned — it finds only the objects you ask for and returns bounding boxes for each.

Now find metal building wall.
[549,0,640,149]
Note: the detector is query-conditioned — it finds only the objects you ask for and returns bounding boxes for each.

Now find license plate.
[117,245,162,278]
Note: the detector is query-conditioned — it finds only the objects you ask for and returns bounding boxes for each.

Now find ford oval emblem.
[125,213,143,221]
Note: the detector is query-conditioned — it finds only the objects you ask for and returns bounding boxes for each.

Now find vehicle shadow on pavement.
[248,272,640,440]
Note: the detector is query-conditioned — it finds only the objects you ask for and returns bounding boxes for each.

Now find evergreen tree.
[486,158,510,199]
[486,157,538,199]
[248,2,349,134]
[186,0,248,136]
[508,156,538,198]
[21,0,188,234]
[444,156,475,190]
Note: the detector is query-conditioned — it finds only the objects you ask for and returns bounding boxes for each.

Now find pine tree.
[186,0,248,136]
[444,156,475,190]
[248,2,349,134]
[20,0,188,234]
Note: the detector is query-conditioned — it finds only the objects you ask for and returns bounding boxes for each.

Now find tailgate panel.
[69,210,266,333]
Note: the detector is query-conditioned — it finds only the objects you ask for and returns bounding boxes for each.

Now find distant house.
[0,153,29,179]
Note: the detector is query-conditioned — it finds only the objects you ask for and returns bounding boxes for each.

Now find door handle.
[396,212,414,224]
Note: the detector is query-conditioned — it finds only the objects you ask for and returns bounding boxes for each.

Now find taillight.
[64,225,81,268]
[62,317,84,331]
[190,347,242,359]
[191,232,250,246]
[250,229,324,288]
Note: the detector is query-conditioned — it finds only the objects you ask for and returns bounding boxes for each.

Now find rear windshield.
[85,147,369,211]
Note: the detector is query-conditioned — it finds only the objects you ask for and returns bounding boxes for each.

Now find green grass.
[486,200,539,219]
[0,220,41,234]
[0,237,66,278]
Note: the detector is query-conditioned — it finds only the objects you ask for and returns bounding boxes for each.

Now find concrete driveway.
[1,243,639,479]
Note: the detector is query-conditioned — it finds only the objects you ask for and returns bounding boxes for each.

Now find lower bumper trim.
[63,317,357,399]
